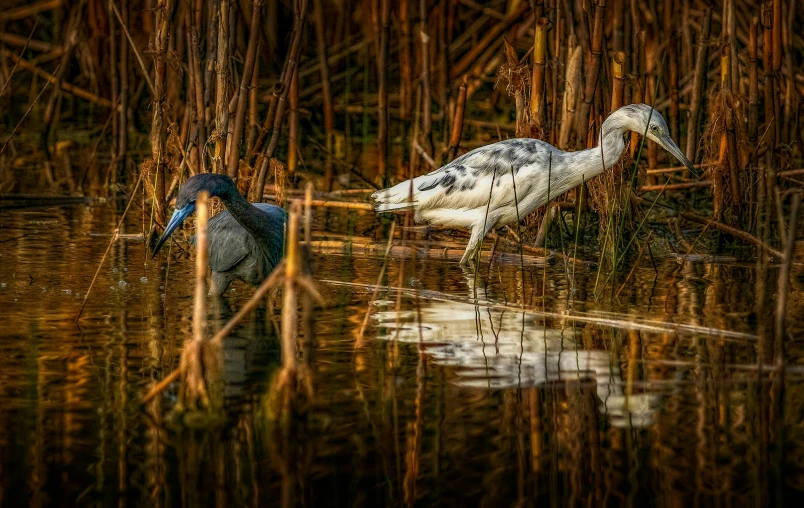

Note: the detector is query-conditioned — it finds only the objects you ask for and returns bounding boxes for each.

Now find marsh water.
[1,201,803,506]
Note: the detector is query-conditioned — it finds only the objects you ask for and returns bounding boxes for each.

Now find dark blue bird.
[153,173,286,295]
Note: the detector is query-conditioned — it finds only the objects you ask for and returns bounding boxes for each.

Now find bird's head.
[622,104,695,174]
[152,173,237,256]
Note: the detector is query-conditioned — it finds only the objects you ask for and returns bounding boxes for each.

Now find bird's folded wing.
[412,138,552,210]
[205,210,254,273]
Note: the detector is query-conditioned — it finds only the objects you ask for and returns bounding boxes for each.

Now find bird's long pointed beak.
[659,135,697,177]
[152,203,195,256]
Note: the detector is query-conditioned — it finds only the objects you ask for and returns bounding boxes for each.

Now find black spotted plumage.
[371,104,695,265]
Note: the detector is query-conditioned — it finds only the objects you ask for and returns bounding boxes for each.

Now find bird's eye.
[650,125,659,133]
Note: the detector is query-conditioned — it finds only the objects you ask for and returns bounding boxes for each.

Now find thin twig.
[76,171,144,321]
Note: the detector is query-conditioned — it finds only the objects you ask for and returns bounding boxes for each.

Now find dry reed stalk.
[718,43,742,219]
[630,31,646,158]
[399,0,413,122]
[192,191,209,343]
[227,0,262,178]
[502,38,527,135]
[149,0,176,227]
[41,0,82,150]
[174,190,224,420]
[450,2,527,79]
[436,0,448,139]
[669,33,679,141]
[302,183,314,348]
[775,194,800,357]
[213,0,231,174]
[558,44,582,149]
[376,0,390,182]
[762,3,778,151]
[419,0,432,153]
[772,0,782,72]
[108,2,119,174]
[313,0,334,188]
[117,0,130,179]
[673,209,784,260]
[610,51,625,113]
[638,180,713,191]
[287,68,299,177]
[282,202,300,371]
[1,50,112,108]
[268,200,318,410]
[189,8,207,172]
[748,18,759,144]
[529,17,548,133]
[0,63,59,158]
[253,0,309,202]
[0,0,62,21]
[448,78,467,160]
[684,7,711,163]
[247,44,260,154]
[574,0,605,147]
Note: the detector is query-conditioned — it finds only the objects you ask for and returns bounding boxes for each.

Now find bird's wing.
[407,138,555,211]
[203,210,256,273]
[190,203,285,275]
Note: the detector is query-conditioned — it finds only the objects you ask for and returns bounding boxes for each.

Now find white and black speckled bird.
[372,104,694,264]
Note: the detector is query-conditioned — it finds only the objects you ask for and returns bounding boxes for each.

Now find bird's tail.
[371,181,418,213]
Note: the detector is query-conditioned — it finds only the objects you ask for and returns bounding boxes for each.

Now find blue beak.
[152,203,195,256]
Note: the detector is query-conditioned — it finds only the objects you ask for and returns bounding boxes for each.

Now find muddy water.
[1,203,803,505]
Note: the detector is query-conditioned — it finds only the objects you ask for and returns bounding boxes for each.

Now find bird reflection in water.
[372,272,663,428]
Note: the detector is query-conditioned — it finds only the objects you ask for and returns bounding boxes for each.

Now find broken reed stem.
[448,78,467,160]
[288,68,299,176]
[530,17,548,130]
[282,203,301,371]
[227,0,263,178]
[559,45,581,149]
[503,37,526,135]
[611,51,625,113]
[193,191,209,342]
[685,7,711,162]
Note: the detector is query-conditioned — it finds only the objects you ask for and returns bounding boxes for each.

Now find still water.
[1,203,803,506]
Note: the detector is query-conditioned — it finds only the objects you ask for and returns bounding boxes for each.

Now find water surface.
[1,203,803,505]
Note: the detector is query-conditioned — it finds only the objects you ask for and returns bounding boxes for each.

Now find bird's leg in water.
[459,223,490,265]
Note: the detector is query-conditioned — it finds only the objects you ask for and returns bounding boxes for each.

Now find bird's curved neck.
[570,116,629,180]
[219,188,269,242]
